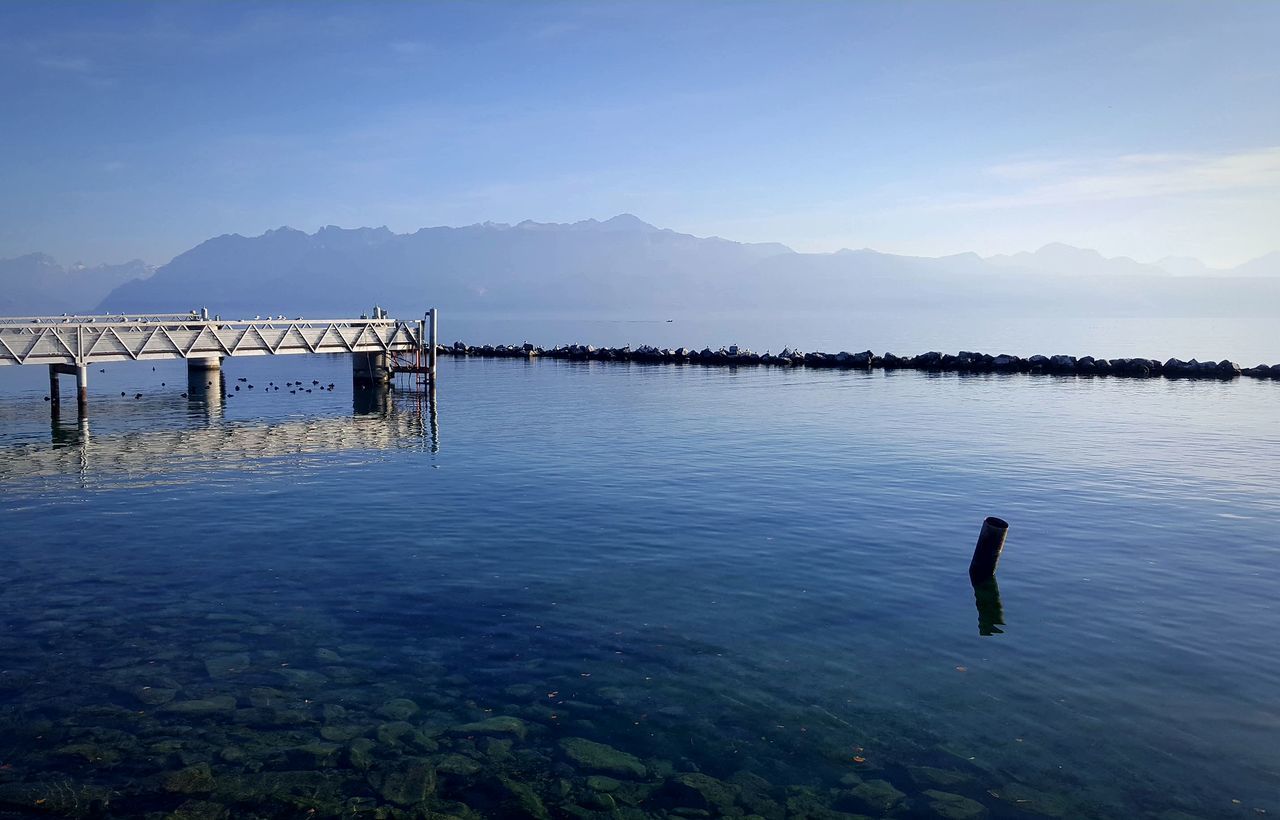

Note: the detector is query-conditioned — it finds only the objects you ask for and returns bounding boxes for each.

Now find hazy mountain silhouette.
[15,215,1277,318]
[0,253,153,315]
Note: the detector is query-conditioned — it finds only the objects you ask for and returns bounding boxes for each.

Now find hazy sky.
[2,1,1277,267]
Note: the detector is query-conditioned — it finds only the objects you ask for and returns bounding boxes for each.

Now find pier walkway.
[0,308,438,410]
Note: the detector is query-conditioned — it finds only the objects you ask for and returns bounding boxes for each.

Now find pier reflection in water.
[18,384,438,486]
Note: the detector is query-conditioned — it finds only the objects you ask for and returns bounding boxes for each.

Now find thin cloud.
[941,147,1280,211]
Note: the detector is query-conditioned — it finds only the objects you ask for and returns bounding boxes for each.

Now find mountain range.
[3,216,1278,317]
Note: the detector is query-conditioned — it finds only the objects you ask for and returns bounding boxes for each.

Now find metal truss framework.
[0,316,423,367]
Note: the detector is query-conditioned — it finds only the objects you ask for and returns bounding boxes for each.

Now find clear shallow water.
[0,355,1277,819]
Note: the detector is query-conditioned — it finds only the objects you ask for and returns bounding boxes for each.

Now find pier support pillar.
[48,364,61,409]
[188,356,222,374]
[75,365,88,413]
[352,352,391,389]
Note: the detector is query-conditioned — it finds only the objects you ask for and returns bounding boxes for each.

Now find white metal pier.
[0,308,439,410]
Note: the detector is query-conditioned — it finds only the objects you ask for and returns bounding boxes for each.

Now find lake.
[0,350,1277,819]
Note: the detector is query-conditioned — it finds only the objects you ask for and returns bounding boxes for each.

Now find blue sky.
[1,1,1277,267]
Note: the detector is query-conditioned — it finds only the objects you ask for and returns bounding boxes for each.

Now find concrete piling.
[968,516,1009,584]
[48,364,61,409]
[352,351,391,388]
[75,365,88,412]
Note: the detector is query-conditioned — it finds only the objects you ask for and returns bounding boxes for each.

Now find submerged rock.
[377,698,420,721]
[347,738,376,772]
[204,652,250,679]
[135,685,179,706]
[370,758,436,808]
[162,696,237,716]
[375,721,415,746]
[433,753,484,777]
[452,715,529,740]
[924,789,988,819]
[499,776,551,820]
[908,766,976,790]
[666,772,740,812]
[840,778,905,814]
[559,737,647,778]
[164,763,215,794]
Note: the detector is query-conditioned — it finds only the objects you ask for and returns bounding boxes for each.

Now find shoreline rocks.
[435,341,1278,381]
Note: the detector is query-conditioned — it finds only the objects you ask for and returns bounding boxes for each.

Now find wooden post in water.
[968,516,1008,584]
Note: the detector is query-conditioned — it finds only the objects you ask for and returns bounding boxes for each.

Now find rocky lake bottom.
[0,354,1277,819]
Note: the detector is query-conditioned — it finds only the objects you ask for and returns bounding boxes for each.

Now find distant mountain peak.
[597,213,658,231]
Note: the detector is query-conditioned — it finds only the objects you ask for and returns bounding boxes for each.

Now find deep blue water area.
[0,354,1277,819]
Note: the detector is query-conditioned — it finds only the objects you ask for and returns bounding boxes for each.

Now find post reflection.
[973,577,1005,636]
[187,370,225,419]
[353,383,390,416]
[18,387,435,484]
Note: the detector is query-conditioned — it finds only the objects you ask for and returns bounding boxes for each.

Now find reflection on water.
[0,355,1277,819]
[973,578,1006,636]
[9,383,438,486]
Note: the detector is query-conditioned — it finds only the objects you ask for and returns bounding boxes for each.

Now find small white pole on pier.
[428,308,439,383]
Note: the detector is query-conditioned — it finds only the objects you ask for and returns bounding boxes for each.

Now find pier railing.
[0,315,422,367]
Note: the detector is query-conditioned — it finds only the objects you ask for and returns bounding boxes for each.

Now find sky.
[1,0,1277,268]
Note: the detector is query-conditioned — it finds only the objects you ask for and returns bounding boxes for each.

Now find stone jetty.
[438,341,1280,380]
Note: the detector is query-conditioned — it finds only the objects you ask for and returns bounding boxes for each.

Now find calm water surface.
[0,355,1277,819]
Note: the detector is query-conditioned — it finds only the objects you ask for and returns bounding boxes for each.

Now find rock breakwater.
[438,342,1280,380]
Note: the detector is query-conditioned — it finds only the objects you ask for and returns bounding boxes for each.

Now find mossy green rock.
[163,696,237,716]
[499,777,551,820]
[248,687,286,709]
[559,737,647,778]
[377,698,420,721]
[293,741,342,766]
[371,759,436,807]
[586,775,622,792]
[320,723,368,742]
[204,653,250,679]
[135,685,179,705]
[55,743,122,765]
[787,786,871,820]
[924,789,988,820]
[845,779,905,814]
[452,715,529,739]
[376,721,415,745]
[669,772,739,811]
[433,753,483,777]
[165,763,215,794]
[910,766,976,790]
[347,738,376,772]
